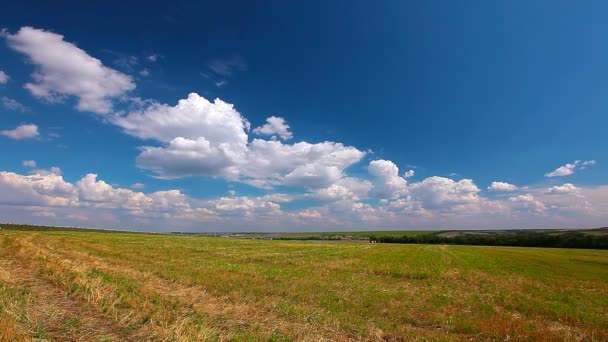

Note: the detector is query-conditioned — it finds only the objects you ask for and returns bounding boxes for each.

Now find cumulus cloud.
[244,139,365,188]
[0,170,76,206]
[508,194,546,214]
[409,177,480,209]
[546,183,580,195]
[253,116,293,140]
[112,93,249,144]
[111,93,364,188]
[404,169,415,178]
[2,167,608,231]
[545,160,595,177]
[313,177,372,201]
[488,181,518,192]
[206,196,281,216]
[1,124,39,139]
[368,160,408,199]
[75,174,190,213]
[3,27,135,113]
[137,136,243,179]
[0,70,9,84]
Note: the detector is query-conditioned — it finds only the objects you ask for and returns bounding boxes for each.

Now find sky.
[0,0,606,232]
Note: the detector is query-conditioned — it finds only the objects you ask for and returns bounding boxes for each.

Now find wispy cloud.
[146,53,161,62]
[545,160,596,177]
[1,123,39,140]
[202,54,246,88]
[0,69,9,84]
[1,97,28,112]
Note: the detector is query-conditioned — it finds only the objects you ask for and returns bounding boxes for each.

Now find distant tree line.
[370,232,608,249]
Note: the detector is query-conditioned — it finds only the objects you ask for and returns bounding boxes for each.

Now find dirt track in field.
[0,255,132,342]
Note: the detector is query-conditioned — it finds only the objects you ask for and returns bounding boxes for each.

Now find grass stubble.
[0,228,607,341]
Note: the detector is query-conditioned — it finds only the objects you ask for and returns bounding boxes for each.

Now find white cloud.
[508,194,546,214]
[1,167,608,231]
[546,183,579,195]
[289,209,322,219]
[137,136,242,179]
[545,161,579,177]
[75,173,190,213]
[31,166,62,176]
[581,160,597,169]
[368,160,408,199]
[1,124,39,139]
[130,182,145,190]
[409,176,480,209]
[545,160,595,177]
[4,27,135,113]
[112,93,249,144]
[253,116,293,140]
[313,177,372,201]
[0,170,76,206]
[488,181,518,192]
[139,69,150,77]
[206,196,280,215]
[22,160,37,168]
[404,169,415,178]
[113,93,364,189]
[244,139,365,189]
[0,70,9,84]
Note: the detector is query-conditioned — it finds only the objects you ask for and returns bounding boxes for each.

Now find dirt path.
[0,255,132,342]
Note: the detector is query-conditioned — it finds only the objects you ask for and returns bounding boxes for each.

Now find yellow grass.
[1,228,608,341]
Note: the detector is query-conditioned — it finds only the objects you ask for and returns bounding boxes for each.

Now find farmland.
[1,226,608,341]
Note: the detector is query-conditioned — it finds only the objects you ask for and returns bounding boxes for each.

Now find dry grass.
[1,229,608,341]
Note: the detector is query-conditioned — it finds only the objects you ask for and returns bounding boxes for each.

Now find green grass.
[1,226,607,340]
[238,229,435,240]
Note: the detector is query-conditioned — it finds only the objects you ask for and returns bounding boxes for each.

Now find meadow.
[1,226,608,341]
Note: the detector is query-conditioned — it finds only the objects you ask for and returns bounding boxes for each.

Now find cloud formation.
[1,124,39,139]
[22,160,37,168]
[545,160,596,177]
[1,97,28,112]
[0,26,605,232]
[488,181,518,192]
[0,70,9,84]
[3,27,135,113]
[0,163,606,232]
[112,93,365,189]
[253,116,293,140]
[368,160,408,199]
[547,183,579,195]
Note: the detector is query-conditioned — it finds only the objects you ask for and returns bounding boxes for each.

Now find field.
[226,230,435,241]
[1,227,608,341]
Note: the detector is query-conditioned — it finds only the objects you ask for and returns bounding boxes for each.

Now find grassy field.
[229,230,435,241]
[1,227,608,341]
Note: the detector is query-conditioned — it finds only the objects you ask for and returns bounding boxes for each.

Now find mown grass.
[1,228,607,340]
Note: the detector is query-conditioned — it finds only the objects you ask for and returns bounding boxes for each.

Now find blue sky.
[0,1,606,231]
